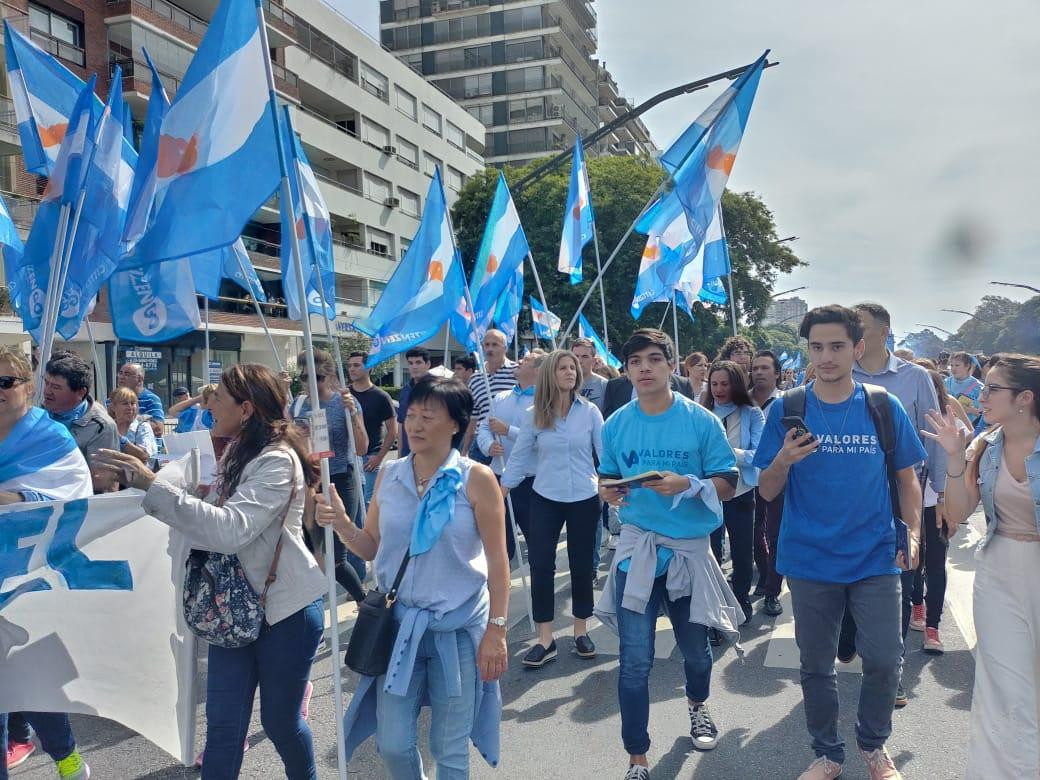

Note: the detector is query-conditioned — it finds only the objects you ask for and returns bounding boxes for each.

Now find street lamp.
[990,281,1040,295]
[772,286,806,299]
[941,308,977,320]
[916,323,955,337]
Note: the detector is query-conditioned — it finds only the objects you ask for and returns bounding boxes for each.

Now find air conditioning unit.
[384,196,401,208]
[549,106,561,118]
[382,144,397,155]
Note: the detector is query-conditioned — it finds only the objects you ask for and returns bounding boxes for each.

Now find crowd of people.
[0,299,1037,780]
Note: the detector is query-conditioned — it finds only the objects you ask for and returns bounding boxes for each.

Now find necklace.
[813,384,856,441]
[413,464,438,495]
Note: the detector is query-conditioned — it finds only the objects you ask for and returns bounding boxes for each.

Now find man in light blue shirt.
[596,329,738,780]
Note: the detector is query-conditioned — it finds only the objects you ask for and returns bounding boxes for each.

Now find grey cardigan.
[143,445,326,625]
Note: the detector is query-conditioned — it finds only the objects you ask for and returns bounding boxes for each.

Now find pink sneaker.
[923,627,944,654]
[7,739,36,768]
[909,604,926,632]
[861,746,901,779]
[301,680,314,721]
[797,755,843,779]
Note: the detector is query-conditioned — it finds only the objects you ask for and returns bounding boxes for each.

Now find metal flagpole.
[658,298,672,330]
[727,275,738,337]
[283,105,368,517]
[255,4,347,778]
[591,229,610,351]
[671,290,681,373]
[203,297,211,382]
[461,281,534,633]
[234,251,283,372]
[85,318,104,391]
[525,252,557,350]
[443,326,450,367]
[34,203,72,398]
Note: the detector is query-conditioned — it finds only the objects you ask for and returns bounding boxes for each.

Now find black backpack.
[782,383,901,520]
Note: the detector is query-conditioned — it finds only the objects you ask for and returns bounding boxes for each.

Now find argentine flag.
[493,263,523,344]
[529,296,560,341]
[557,137,594,284]
[469,173,530,337]
[577,313,621,370]
[356,169,470,368]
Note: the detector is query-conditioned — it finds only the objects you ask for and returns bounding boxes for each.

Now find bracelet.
[946,464,967,479]
[344,521,360,542]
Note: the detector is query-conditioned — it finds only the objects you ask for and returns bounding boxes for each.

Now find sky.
[341,1,1040,339]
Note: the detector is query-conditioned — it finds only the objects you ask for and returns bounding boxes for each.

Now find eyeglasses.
[0,376,28,390]
[981,383,1023,398]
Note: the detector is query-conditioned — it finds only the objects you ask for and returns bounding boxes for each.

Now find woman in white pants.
[924,353,1040,779]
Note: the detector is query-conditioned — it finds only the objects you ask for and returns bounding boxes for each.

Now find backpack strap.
[782,385,807,420]
[862,383,901,520]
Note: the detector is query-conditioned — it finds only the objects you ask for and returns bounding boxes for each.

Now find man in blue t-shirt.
[595,329,738,780]
[754,305,926,780]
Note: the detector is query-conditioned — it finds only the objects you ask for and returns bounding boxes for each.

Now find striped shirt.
[468,360,517,423]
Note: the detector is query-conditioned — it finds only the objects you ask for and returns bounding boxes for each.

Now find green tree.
[899,328,948,358]
[451,156,805,360]
[953,296,1023,354]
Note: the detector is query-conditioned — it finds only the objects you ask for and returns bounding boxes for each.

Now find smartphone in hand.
[781,415,817,446]
[894,518,910,566]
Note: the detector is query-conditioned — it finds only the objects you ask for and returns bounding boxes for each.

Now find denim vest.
[975,427,1040,550]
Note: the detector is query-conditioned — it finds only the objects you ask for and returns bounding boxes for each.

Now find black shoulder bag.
[343,550,411,677]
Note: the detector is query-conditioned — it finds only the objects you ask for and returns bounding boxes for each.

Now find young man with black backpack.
[754,305,926,780]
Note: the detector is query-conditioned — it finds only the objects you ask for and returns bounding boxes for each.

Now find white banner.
[0,490,197,764]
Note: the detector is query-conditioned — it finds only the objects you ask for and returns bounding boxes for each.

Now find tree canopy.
[451,155,804,360]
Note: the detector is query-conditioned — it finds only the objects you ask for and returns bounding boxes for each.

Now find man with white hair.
[462,329,516,463]
[116,362,165,421]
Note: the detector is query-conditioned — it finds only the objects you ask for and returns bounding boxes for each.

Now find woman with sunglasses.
[0,346,94,780]
[923,353,1040,779]
[290,349,368,601]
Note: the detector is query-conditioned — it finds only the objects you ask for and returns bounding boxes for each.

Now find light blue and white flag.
[557,136,594,285]
[108,259,202,343]
[0,192,26,321]
[577,312,621,370]
[493,263,523,344]
[529,295,560,342]
[469,172,530,337]
[356,169,472,368]
[125,0,280,263]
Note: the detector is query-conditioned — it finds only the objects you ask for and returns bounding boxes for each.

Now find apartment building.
[762,296,808,328]
[0,0,485,402]
[379,0,601,168]
[595,62,657,157]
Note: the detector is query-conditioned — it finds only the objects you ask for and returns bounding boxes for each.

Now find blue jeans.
[375,629,478,779]
[0,711,76,780]
[203,598,323,780]
[362,455,379,504]
[615,566,713,756]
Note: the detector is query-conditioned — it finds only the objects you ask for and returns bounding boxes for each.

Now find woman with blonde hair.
[109,386,158,464]
[502,349,604,667]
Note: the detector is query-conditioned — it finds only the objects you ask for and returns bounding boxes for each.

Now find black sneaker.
[623,765,650,780]
[688,702,719,750]
[522,640,557,668]
[763,596,783,617]
[837,617,857,663]
[574,634,596,659]
[752,584,767,598]
[894,683,908,708]
[739,598,753,625]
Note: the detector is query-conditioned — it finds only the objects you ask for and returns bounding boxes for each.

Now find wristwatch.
[488,616,507,628]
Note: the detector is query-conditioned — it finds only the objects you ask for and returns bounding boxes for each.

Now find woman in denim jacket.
[924,354,1040,779]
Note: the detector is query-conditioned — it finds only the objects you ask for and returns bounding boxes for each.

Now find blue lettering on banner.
[0,500,133,610]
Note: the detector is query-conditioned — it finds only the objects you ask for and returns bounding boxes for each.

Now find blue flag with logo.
[557,136,594,285]
[108,258,202,342]
[577,312,620,370]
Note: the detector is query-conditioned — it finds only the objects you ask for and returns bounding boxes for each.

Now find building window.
[504,127,549,155]
[383,23,421,50]
[433,73,491,100]
[359,62,389,101]
[424,153,442,178]
[395,87,417,120]
[370,280,387,299]
[508,97,546,124]
[401,52,422,74]
[28,2,84,64]
[504,37,544,64]
[364,118,390,149]
[391,0,420,21]
[466,103,493,125]
[431,14,491,44]
[395,136,419,168]
[421,105,442,136]
[296,19,357,81]
[446,166,464,192]
[503,66,544,94]
[398,188,420,217]
[367,227,392,257]
[445,121,465,150]
[399,239,411,261]
[365,173,391,204]
[502,6,545,34]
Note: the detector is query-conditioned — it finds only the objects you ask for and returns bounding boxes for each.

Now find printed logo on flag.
[127,268,168,337]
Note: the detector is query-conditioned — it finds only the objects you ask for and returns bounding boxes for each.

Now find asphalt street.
[10,516,982,780]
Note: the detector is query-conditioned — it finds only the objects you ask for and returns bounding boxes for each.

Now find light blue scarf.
[409,449,464,556]
[48,398,89,427]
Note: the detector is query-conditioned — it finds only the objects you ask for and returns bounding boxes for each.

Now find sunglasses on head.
[0,375,28,390]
